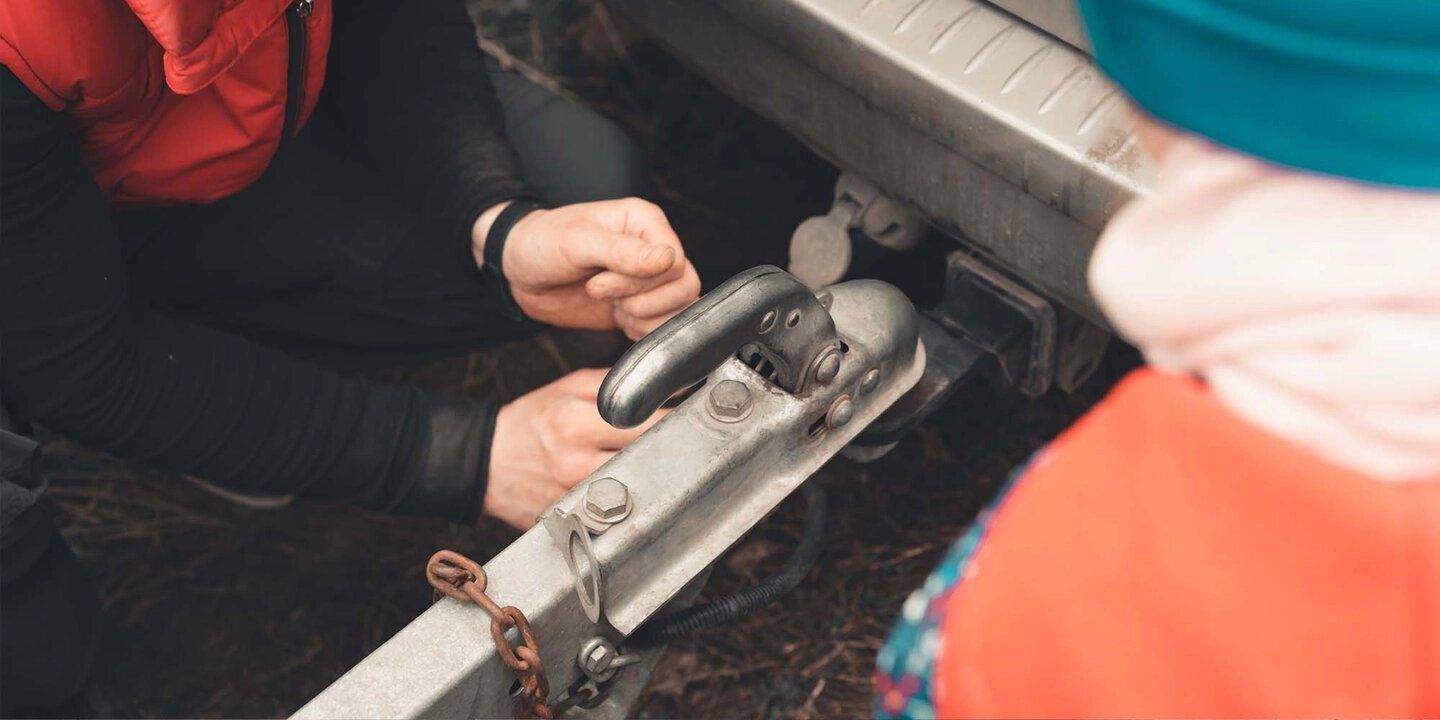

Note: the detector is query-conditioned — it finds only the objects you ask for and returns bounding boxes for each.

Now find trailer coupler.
[296,266,923,719]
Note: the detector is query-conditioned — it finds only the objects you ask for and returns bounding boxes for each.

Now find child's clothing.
[878,369,1440,718]
[1090,136,1440,480]
[877,12,1440,711]
[1075,0,1440,189]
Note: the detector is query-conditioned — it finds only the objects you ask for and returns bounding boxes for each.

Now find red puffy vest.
[0,0,331,205]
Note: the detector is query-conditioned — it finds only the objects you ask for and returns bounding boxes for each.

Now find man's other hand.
[483,368,666,529]
[474,198,701,340]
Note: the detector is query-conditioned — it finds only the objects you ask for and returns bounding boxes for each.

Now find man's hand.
[474,198,701,340]
[483,368,666,529]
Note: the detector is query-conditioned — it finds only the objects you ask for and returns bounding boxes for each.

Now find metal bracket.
[542,509,605,624]
[930,251,1058,397]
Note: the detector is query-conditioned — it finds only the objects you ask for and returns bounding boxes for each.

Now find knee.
[503,91,651,205]
[557,118,650,204]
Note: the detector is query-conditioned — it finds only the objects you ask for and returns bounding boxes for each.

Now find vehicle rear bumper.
[617,0,1154,324]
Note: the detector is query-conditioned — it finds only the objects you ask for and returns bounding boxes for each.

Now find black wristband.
[482,198,548,319]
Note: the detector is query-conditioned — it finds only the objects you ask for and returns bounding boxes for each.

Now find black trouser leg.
[1,408,134,718]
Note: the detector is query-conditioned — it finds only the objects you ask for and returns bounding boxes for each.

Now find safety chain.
[426,550,554,719]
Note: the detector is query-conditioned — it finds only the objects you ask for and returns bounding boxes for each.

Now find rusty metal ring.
[503,607,539,647]
[489,620,527,670]
[514,645,544,676]
[514,652,551,711]
[466,584,506,619]
[425,550,485,602]
[425,549,552,719]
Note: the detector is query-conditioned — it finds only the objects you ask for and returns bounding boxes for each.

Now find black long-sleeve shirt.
[0,0,529,520]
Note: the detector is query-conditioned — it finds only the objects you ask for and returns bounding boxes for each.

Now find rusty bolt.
[707,379,753,422]
[584,477,631,523]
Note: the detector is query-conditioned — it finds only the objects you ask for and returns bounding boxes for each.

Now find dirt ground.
[44,3,1134,717]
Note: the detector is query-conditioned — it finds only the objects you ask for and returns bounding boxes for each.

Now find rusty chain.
[426,549,554,719]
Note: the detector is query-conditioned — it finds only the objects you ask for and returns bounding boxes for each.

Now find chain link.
[426,550,554,719]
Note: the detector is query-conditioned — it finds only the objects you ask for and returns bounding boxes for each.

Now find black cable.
[628,480,827,648]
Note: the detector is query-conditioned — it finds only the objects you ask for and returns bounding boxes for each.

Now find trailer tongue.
[295,267,928,718]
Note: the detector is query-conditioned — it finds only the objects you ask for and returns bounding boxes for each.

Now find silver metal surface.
[813,348,843,384]
[790,214,854,290]
[545,509,606,624]
[617,0,1155,324]
[707,379,755,422]
[599,266,839,427]
[860,368,882,394]
[584,477,633,527]
[988,0,1089,49]
[826,395,855,429]
[294,277,925,720]
[789,173,927,290]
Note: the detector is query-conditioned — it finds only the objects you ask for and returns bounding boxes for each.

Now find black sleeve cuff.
[480,198,549,321]
[390,395,498,524]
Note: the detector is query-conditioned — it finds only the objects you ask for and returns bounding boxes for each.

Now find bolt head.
[707,379,753,421]
[860,368,881,393]
[814,350,842,384]
[585,477,631,520]
[827,396,854,429]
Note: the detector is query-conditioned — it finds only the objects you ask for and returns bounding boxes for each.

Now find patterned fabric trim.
[872,453,1037,719]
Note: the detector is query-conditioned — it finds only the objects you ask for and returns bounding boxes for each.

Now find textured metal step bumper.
[617,0,1154,324]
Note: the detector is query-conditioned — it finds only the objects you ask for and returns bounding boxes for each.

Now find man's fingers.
[584,258,686,299]
[563,229,676,278]
[569,450,619,481]
[618,199,683,250]
[614,264,701,319]
[618,312,667,340]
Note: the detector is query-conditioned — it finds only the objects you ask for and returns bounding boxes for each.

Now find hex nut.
[584,477,631,523]
[585,643,611,670]
[707,379,753,422]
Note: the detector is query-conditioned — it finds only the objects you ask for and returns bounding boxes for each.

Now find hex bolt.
[577,636,640,683]
[826,395,854,429]
[584,477,632,524]
[707,379,753,422]
[578,637,617,681]
[860,368,881,393]
[813,348,842,384]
